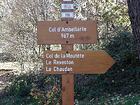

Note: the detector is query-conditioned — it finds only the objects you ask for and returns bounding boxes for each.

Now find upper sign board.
[37,21,97,44]
[43,50,115,74]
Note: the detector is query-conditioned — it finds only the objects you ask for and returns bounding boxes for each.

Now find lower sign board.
[37,21,97,44]
[43,50,115,74]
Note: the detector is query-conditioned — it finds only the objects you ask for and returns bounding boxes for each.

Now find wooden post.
[62,74,74,105]
[61,0,74,104]
[61,44,74,105]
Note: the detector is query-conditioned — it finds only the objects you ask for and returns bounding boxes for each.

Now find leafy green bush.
[0,72,61,105]
[75,30,140,101]
[104,31,138,67]
[77,94,140,105]
[9,74,32,97]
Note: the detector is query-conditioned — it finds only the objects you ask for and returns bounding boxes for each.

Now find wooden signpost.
[37,0,115,105]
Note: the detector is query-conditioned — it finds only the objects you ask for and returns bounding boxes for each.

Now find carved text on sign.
[37,21,97,44]
[43,51,115,74]
[45,53,85,72]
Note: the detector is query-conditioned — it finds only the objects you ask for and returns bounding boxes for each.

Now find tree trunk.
[127,0,140,63]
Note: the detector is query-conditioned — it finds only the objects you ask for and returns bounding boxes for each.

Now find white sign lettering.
[46,66,73,72]
[53,60,74,65]
[48,27,87,39]
[54,66,72,71]
[49,27,87,33]
[46,53,85,59]
[61,33,75,39]
[46,53,85,72]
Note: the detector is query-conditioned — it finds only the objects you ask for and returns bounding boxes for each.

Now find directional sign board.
[43,50,115,74]
[37,21,97,44]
